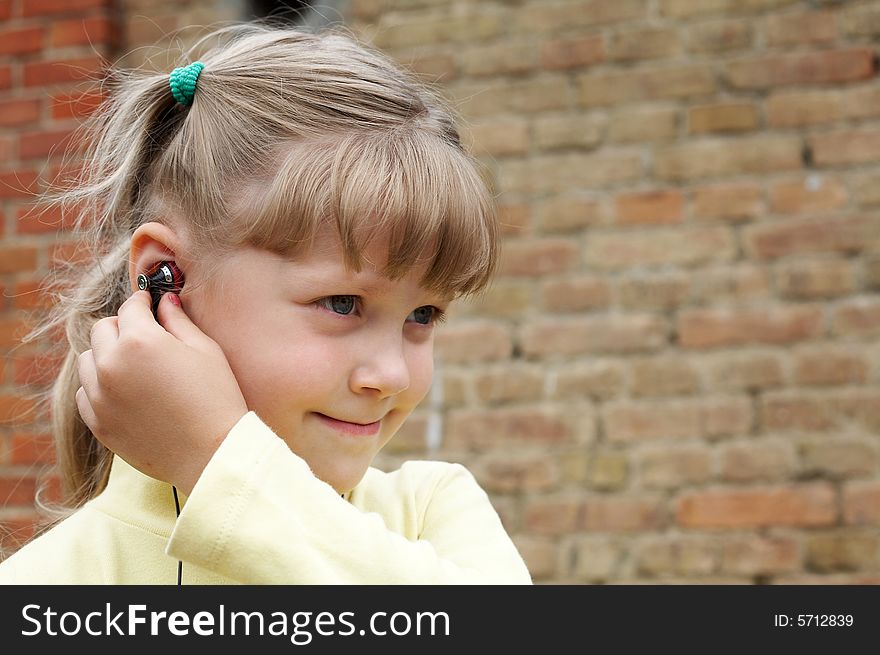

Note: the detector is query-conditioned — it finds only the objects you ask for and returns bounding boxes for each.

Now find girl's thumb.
[157,292,202,342]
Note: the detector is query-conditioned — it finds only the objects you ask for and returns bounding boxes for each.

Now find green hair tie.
[169,61,205,106]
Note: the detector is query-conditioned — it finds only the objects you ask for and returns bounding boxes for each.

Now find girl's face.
[182,225,450,494]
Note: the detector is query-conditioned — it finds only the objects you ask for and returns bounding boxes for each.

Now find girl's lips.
[314,412,381,436]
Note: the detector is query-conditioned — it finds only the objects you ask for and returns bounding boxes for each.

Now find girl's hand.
[76,290,249,495]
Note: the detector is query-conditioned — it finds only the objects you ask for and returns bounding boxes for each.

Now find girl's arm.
[168,411,532,584]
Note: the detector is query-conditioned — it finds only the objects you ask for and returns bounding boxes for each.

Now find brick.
[745,216,876,260]
[541,34,604,70]
[541,276,612,313]
[767,90,842,128]
[842,85,880,121]
[521,314,668,358]
[794,344,868,387]
[843,481,880,526]
[19,127,80,160]
[571,537,625,581]
[762,389,880,433]
[677,483,836,529]
[460,41,539,77]
[473,364,546,405]
[0,246,39,274]
[373,12,504,49]
[688,103,759,134]
[554,361,626,402]
[721,536,800,576]
[474,453,559,494]
[764,11,838,47]
[655,136,802,182]
[513,0,646,34]
[608,28,680,62]
[50,15,114,47]
[16,203,69,234]
[533,113,605,152]
[637,445,712,489]
[524,496,580,535]
[10,431,55,465]
[434,321,512,363]
[581,494,667,532]
[0,317,34,348]
[630,356,701,397]
[614,189,683,225]
[840,5,880,39]
[799,438,877,478]
[608,107,678,143]
[0,475,38,506]
[447,406,579,452]
[0,65,11,90]
[809,129,880,167]
[0,99,41,127]
[690,261,772,306]
[866,257,880,290]
[469,119,530,157]
[660,0,797,18]
[618,273,692,311]
[22,0,106,17]
[512,536,558,581]
[604,400,701,442]
[538,195,608,233]
[408,52,457,83]
[806,532,879,572]
[718,441,794,482]
[0,518,38,550]
[498,151,642,194]
[679,305,824,348]
[0,171,39,199]
[497,202,531,237]
[686,18,752,54]
[769,176,847,215]
[13,350,64,387]
[23,55,107,87]
[12,279,56,312]
[833,298,880,338]
[778,258,856,300]
[579,65,715,106]
[456,280,531,319]
[637,536,719,577]
[725,48,874,89]
[497,238,580,277]
[584,226,736,269]
[691,184,764,222]
[0,26,44,56]
[584,451,629,490]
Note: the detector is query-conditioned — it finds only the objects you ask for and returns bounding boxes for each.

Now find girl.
[0,21,531,584]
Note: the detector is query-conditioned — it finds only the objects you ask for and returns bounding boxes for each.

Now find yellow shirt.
[0,412,532,584]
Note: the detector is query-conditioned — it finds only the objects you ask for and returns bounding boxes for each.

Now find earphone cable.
[172,485,182,586]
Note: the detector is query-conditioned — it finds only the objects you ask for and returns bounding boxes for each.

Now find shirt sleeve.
[166,411,532,584]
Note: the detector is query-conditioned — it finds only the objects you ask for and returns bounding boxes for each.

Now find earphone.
[137,261,185,318]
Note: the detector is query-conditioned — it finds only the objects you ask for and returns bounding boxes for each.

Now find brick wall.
[0,0,118,551]
[2,0,879,583]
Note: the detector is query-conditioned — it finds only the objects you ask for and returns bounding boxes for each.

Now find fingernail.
[167,293,181,307]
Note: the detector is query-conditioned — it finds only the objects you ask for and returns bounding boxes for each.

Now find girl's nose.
[349,336,411,398]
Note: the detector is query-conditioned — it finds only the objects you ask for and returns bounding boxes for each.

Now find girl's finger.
[116,290,160,338]
[89,316,119,367]
[75,385,98,434]
[77,349,99,401]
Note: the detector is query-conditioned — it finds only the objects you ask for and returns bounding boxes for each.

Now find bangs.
[227,129,498,297]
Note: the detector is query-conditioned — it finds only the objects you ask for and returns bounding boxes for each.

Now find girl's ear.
[128,222,184,294]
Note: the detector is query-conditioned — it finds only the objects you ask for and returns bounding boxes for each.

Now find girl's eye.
[319,295,357,315]
[409,306,447,326]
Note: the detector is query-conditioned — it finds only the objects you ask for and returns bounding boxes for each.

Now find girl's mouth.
[314,412,381,436]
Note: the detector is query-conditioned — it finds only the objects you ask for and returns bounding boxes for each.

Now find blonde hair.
[24,21,499,512]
